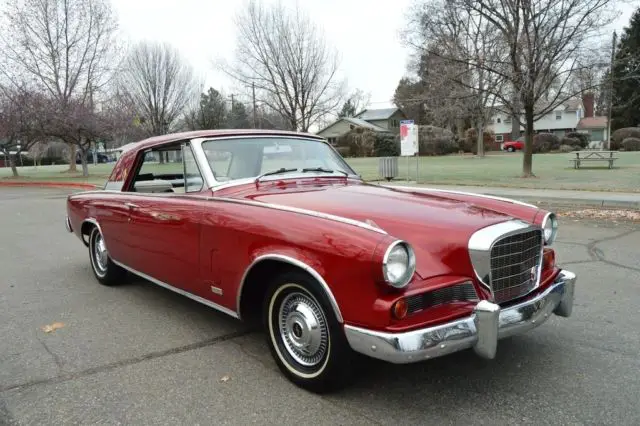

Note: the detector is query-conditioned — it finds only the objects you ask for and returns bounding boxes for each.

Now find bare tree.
[220,0,345,132]
[0,86,46,176]
[406,0,617,176]
[0,0,119,174]
[118,41,202,138]
[403,1,507,156]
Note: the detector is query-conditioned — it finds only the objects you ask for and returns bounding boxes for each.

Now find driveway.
[1,187,639,425]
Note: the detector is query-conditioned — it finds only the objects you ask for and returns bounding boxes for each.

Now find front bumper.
[344,270,576,363]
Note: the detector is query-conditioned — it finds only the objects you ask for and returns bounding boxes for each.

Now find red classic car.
[65,130,576,392]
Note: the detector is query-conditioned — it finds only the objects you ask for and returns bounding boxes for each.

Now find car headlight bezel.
[382,240,416,289]
[542,212,559,245]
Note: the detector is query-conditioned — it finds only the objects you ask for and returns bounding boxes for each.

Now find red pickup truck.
[502,136,525,152]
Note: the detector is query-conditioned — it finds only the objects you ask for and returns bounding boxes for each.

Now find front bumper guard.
[344,270,576,363]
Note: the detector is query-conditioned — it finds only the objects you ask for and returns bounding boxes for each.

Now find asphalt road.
[1,187,639,425]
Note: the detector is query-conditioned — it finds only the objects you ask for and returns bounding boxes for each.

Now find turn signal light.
[392,299,408,320]
[543,248,556,271]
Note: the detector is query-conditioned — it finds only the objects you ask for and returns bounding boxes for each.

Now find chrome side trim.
[213,197,387,235]
[69,192,386,236]
[344,269,576,364]
[111,259,239,319]
[237,254,344,323]
[381,185,538,209]
[65,215,72,233]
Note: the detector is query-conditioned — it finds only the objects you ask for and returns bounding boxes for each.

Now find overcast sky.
[111,0,637,111]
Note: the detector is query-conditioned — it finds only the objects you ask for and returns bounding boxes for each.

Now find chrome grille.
[406,282,479,315]
[490,229,543,303]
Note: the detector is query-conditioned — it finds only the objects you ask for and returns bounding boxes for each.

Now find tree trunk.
[79,148,89,177]
[511,97,520,140]
[67,143,77,172]
[6,152,19,177]
[522,103,535,177]
[476,123,485,157]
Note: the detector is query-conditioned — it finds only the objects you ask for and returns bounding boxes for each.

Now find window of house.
[496,117,502,123]
[504,116,512,124]
[555,111,562,120]
[495,135,504,142]
[390,119,399,128]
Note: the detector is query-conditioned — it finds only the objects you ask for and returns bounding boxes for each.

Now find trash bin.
[378,157,398,181]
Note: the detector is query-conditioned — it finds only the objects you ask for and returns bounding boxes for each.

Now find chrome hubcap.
[278,291,328,367]
[93,233,108,273]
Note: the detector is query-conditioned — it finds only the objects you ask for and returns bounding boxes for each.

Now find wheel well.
[239,260,307,324]
[80,221,96,246]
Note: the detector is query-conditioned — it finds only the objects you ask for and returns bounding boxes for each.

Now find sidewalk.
[384,183,640,209]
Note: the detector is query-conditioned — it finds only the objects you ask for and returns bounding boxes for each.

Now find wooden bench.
[569,151,619,169]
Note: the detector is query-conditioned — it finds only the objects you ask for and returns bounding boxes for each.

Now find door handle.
[124,202,139,209]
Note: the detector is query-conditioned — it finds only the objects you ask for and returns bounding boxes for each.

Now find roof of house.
[315,116,389,135]
[355,108,401,121]
[343,117,389,132]
[577,116,607,129]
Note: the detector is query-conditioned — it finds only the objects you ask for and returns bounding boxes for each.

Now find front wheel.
[264,270,354,393]
[88,227,127,286]
[507,146,515,152]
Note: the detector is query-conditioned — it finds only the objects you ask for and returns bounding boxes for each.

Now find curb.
[484,194,640,210]
[0,181,99,190]
[382,184,640,210]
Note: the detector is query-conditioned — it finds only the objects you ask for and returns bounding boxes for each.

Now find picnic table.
[569,150,619,169]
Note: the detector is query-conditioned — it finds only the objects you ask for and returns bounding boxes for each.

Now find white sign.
[400,120,418,156]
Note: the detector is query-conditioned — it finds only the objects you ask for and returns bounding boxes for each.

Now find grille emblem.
[530,266,538,284]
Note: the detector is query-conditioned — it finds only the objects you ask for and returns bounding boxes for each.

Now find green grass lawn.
[2,151,639,192]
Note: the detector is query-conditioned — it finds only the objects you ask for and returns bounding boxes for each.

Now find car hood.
[217,180,530,279]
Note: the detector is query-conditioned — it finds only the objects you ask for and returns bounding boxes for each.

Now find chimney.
[582,92,595,118]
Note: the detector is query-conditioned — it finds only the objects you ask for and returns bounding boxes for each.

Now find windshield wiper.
[254,167,299,183]
[301,167,348,177]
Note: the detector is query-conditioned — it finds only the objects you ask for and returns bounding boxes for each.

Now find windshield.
[200,137,357,183]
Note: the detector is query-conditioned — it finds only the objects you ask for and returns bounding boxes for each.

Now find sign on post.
[400,120,419,182]
[400,120,418,156]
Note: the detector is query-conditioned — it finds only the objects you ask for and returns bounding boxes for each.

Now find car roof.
[130,129,325,152]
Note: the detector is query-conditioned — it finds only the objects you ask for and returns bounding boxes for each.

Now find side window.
[128,146,183,193]
[182,144,203,193]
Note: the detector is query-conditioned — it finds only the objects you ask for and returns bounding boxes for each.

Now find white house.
[487,94,608,143]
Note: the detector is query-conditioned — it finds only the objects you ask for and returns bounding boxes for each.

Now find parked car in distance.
[65,130,576,393]
[502,136,525,152]
[75,152,110,164]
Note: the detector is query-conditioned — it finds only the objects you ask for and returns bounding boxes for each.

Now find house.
[316,107,407,145]
[487,93,608,143]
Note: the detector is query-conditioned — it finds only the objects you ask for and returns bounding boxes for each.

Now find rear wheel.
[88,227,127,286]
[264,270,354,393]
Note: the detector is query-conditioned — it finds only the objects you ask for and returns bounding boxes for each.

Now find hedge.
[461,128,495,154]
[611,127,640,150]
[565,132,590,148]
[533,133,560,153]
[622,137,640,151]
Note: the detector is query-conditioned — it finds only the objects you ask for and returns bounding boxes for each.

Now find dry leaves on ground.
[558,209,640,221]
[41,322,65,333]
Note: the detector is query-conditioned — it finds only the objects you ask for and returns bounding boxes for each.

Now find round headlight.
[542,213,558,245]
[383,241,416,288]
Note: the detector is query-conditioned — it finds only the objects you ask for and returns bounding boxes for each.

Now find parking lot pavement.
[1,187,640,425]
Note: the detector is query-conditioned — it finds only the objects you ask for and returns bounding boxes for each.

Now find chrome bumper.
[344,270,576,363]
[65,215,72,233]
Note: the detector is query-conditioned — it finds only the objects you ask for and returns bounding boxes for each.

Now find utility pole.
[607,31,617,151]
[252,82,257,128]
